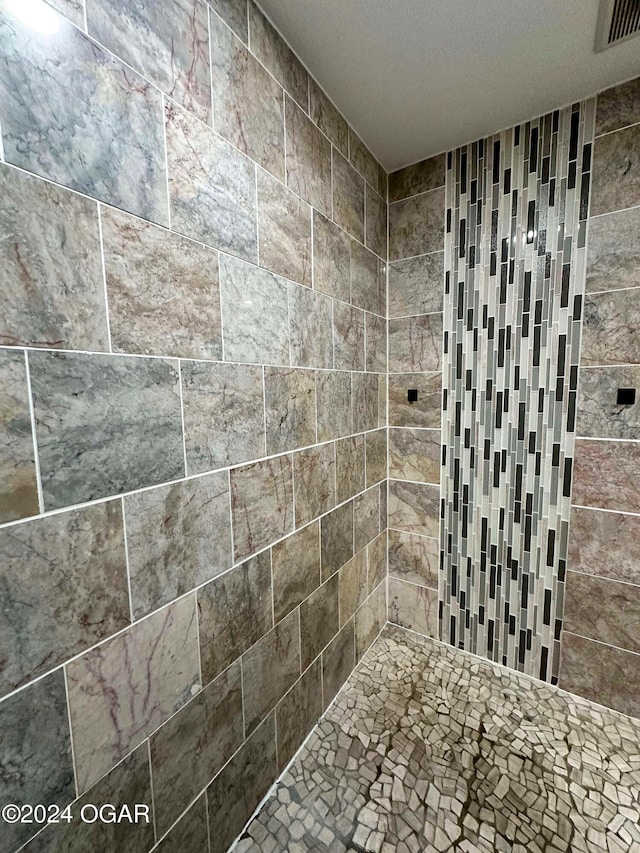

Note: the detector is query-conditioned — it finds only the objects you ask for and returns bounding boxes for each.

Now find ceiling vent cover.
[595,0,640,51]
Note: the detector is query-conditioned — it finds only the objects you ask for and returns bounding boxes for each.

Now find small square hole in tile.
[617,388,636,406]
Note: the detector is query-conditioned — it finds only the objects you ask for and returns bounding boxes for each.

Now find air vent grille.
[595,0,640,51]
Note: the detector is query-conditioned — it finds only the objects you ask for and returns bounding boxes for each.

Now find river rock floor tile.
[235,625,640,853]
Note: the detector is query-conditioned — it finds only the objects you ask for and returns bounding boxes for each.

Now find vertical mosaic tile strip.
[441,100,595,681]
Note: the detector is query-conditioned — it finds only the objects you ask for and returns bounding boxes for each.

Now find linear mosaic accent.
[441,100,596,681]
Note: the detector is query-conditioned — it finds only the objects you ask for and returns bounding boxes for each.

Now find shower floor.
[234,625,640,853]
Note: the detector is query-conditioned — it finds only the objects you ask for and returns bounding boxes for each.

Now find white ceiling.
[258,0,640,172]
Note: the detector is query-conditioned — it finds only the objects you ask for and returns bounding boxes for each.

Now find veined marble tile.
[102,206,222,360]
[150,662,243,836]
[275,659,322,771]
[573,438,640,513]
[197,551,272,684]
[247,3,308,110]
[379,479,387,531]
[257,168,312,287]
[300,575,339,669]
[67,594,200,792]
[219,254,289,365]
[353,372,380,433]
[351,240,383,315]
[388,252,444,318]
[208,0,248,43]
[388,479,440,538]
[596,77,640,136]
[30,351,184,511]
[355,585,383,661]
[365,429,387,487]
[165,100,256,261]
[582,287,640,365]
[316,370,352,441]
[265,366,316,455]
[388,577,438,637]
[349,128,379,192]
[365,184,387,259]
[0,4,167,224]
[565,571,640,654]
[353,486,380,552]
[86,0,211,123]
[389,427,441,483]
[207,714,277,853]
[591,123,640,217]
[339,550,367,626]
[335,435,365,504]
[365,313,387,374]
[293,443,336,527]
[0,501,129,697]
[242,608,300,734]
[333,150,365,242]
[231,454,294,560]
[333,302,365,371]
[0,165,107,351]
[569,506,640,585]
[309,78,348,157]
[285,96,331,216]
[0,351,38,524]
[289,284,333,369]
[124,471,232,619]
[312,211,350,302]
[389,154,446,203]
[181,360,265,473]
[321,619,354,708]
[367,531,387,592]
[48,0,85,27]
[389,371,443,428]
[151,795,209,853]
[272,521,321,623]
[0,672,74,852]
[586,206,640,294]
[389,313,443,372]
[321,501,353,582]
[389,528,439,588]
[576,365,640,439]
[211,11,284,179]
[389,186,445,261]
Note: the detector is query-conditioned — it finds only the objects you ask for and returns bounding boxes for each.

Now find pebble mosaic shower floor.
[235,625,640,853]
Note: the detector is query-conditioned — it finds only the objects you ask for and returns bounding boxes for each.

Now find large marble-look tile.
[573,438,640,513]
[247,3,308,109]
[333,302,365,371]
[24,744,153,853]
[389,154,446,202]
[367,531,387,592]
[591,123,640,217]
[596,77,640,136]
[366,313,387,374]
[181,360,265,473]
[66,594,200,792]
[379,479,387,531]
[294,443,336,527]
[0,4,167,224]
[289,285,333,368]
[355,585,383,661]
[389,313,443,372]
[0,672,74,852]
[309,78,348,156]
[581,287,640,365]
[349,129,379,192]
[353,372,380,432]
[388,528,439,588]
[333,150,365,242]
[242,608,300,733]
[586,206,640,294]
[568,506,640,585]
[389,371,443,428]
[102,206,222,360]
[197,551,272,684]
[316,371,352,441]
[219,254,289,365]
[0,351,38,524]
[208,0,247,42]
[30,351,184,510]
[365,184,387,259]
[353,486,380,552]
[285,96,331,215]
[152,795,209,853]
[124,472,232,619]
[321,619,355,708]
[86,0,210,123]
[388,251,445,317]
[257,168,312,286]
[366,429,387,487]
[272,521,321,623]
[165,100,256,260]
[275,659,322,771]
[0,502,128,697]
[576,365,640,439]
[312,211,350,301]
[47,0,85,27]
[351,240,384,316]
[150,661,244,836]
[388,576,438,637]
[300,575,339,669]
[0,165,107,351]
[389,427,441,483]
[389,479,440,538]
[207,714,277,853]
[336,435,365,504]
[211,12,284,179]
[389,186,445,260]
[231,454,294,559]
[339,550,368,625]
[321,501,354,581]
[559,632,640,719]
[565,571,640,653]
[265,366,316,454]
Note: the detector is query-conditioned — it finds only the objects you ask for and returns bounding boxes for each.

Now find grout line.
[587,200,640,220]
[227,468,236,564]
[254,162,260,266]
[561,629,640,658]
[176,360,189,476]
[571,503,640,518]
[593,117,640,140]
[583,284,640,297]
[24,351,45,515]
[192,589,204,689]
[146,740,158,846]
[566,566,640,590]
[62,668,80,800]
[160,95,172,229]
[204,789,212,853]
[207,5,216,134]
[120,497,135,624]
[388,183,445,207]
[96,205,113,353]
[575,435,640,444]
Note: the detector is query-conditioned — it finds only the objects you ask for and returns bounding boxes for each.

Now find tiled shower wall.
[0,0,388,850]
